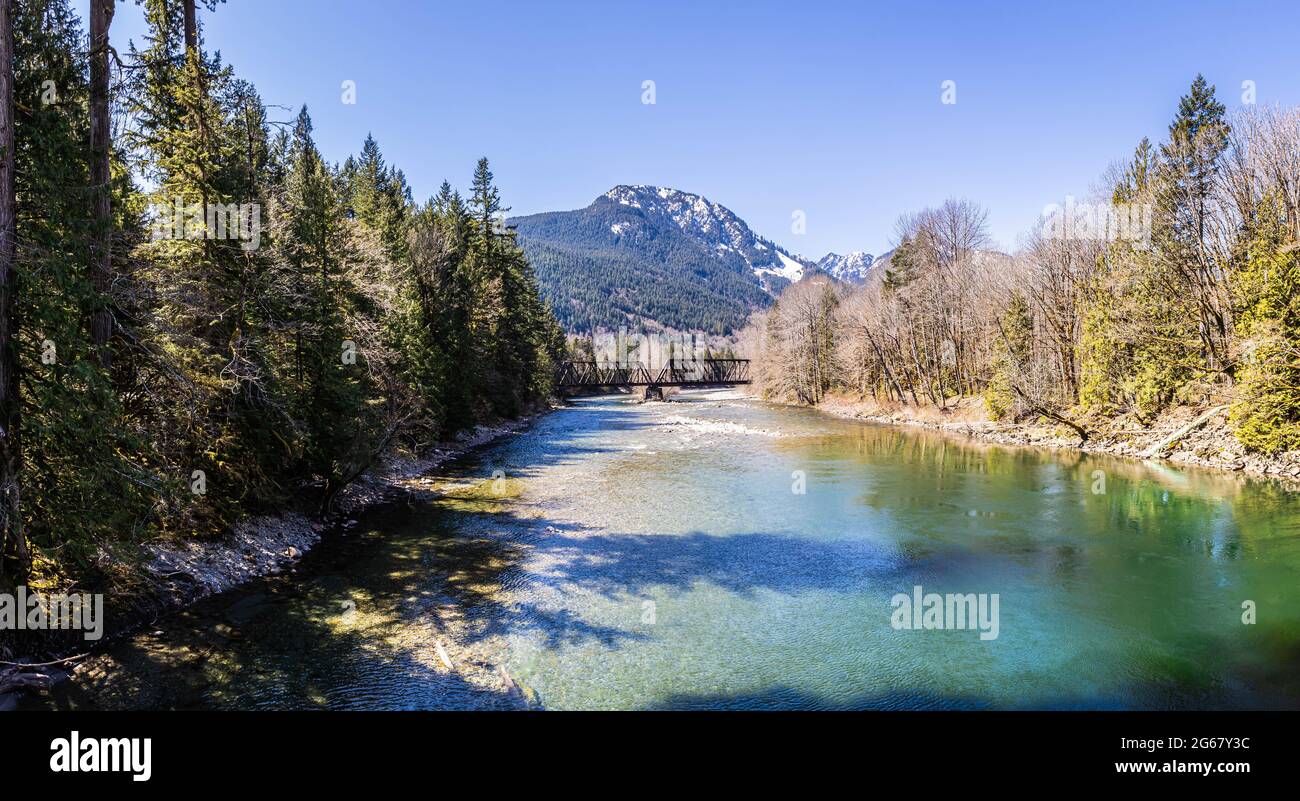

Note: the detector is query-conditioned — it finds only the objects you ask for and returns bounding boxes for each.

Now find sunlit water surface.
[24,391,1300,710]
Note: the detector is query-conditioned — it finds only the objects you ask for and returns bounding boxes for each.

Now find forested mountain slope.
[514,185,818,334]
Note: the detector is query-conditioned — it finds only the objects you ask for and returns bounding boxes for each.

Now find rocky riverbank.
[1,411,549,704]
[144,414,547,604]
[813,395,1300,487]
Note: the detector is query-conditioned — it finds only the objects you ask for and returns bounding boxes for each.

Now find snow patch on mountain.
[600,187,890,290]
[601,185,811,290]
[816,251,875,283]
[771,251,806,282]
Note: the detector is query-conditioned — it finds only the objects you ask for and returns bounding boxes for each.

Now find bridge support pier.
[642,385,665,402]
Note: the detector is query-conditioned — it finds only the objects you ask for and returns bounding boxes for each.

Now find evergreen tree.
[127,0,284,528]
[0,0,583,594]
[1230,195,1300,452]
[277,107,378,511]
[987,291,1033,420]
[1154,74,1231,373]
[343,134,410,260]
[10,0,149,573]
[883,234,921,292]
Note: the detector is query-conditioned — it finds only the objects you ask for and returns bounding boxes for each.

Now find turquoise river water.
[23,390,1300,710]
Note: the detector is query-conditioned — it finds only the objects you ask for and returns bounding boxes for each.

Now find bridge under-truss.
[556,359,751,391]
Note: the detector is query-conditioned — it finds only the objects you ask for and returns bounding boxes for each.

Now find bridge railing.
[556,358,750,388]
[667,358,750,385]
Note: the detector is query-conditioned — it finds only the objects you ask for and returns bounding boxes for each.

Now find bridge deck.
[557,359,751,389]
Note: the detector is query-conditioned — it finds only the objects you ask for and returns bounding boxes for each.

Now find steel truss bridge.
[556,359,751,391]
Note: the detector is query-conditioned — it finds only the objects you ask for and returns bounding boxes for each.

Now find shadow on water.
[649,681,1300,711]
[22,394,1300,710]
[652,686,995,711]
[26,499,535,710]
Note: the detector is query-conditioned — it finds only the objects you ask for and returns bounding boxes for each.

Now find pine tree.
[987,291,1033,419]
[416,183,478,432]
[0,0,566,593]
[464,158,564,415]
[6,0,150,573]
[467,158,518,414]
[883,234,922,292]
[343,134,410,260]
[1154,74,1231,374]
[277,107,378,512]
[123,0,295,530]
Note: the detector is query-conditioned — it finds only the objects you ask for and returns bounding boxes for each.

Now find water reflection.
[24,391,1300,710]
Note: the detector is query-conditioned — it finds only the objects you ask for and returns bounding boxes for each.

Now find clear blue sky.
[91,0,1300,258]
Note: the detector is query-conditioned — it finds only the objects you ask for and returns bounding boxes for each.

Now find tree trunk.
[0,0,27,582]
[184,0,197,53]
[181,0,214,263]
[89,0,114,368]
[864,327,906,403]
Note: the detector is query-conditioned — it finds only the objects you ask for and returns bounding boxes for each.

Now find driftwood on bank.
[994,319,1090,444]
[0,665,52,694]
[1141,405,1229,459]
[0,651,86,693]
[1009,383,1090,443]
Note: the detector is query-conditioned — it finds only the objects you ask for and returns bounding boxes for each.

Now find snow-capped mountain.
[512,184,892,333]
[816,251,875,283]
[512,185,822,333]
[598,185,813,290]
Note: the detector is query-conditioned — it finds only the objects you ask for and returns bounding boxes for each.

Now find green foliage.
[466,159,565,417]
[12,0,152,576]
[1076,249,1195,422]
[8,1,562,585]
[986,292,1032,420]
[882,235,922,293]
[341,134,411,260]
[1229,198,1300,453]
[274,109,379,506]
[1076,290,1121,415]
[1076,87,1216,423]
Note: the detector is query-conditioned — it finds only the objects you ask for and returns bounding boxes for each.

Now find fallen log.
[1141,405,1229,459]
[0,666,52,694]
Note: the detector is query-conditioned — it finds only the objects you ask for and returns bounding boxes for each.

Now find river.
[23,390,1300,710]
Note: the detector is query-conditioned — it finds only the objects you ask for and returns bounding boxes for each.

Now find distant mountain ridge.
[598,186,813,292]
[512,185,877,334]
[817,251,875,283]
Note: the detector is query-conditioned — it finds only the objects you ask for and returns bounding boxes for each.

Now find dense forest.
[0,0,563,594]
[748,77,1300,454]
[523,238,763,334]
